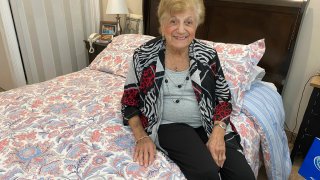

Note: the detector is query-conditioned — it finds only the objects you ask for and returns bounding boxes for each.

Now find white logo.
[314,156,320,171]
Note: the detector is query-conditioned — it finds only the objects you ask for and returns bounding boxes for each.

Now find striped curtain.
[10,0,100,84]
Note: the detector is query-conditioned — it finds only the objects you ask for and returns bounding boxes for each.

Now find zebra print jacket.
[121,37,233,138]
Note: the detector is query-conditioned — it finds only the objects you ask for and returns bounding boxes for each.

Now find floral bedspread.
[0,68,264,179]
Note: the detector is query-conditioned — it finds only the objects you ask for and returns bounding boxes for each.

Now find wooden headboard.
[143,0,308,93]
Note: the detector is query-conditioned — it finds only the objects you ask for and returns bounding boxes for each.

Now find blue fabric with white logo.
[299,137,320,179]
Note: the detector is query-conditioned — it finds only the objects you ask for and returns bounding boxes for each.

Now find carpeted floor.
[289,155,304,180]
[287,133,305,180]
[287,138,305,180]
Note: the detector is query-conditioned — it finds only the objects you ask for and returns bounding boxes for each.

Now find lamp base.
[116,14,121,36]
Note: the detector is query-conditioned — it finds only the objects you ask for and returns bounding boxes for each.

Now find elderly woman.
[121,0,255,179]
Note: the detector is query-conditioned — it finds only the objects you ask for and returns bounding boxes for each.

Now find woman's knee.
[184,166,220,180]
[221,166,255,180]
[234,168,255,180]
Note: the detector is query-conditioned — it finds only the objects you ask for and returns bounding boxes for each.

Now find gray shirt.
[161,68,202,128]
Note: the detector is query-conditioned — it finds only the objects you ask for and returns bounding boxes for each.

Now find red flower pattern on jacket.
[121,89,139,106]
[213,102,232,122]
[139,65,155,94]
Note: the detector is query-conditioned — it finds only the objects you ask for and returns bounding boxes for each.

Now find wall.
[0,0,100,89]
[100,0,142,28]
[0,24,15,90]
[0,0,26,90]
[283,0,320,133]
[10,0,100,84]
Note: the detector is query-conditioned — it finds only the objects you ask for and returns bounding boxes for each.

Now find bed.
[0,35,288,180]
[0,0,308,179]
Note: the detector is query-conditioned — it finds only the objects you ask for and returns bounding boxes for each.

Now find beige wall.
[0,0,26,90]
[100,0,142,28]
[283,0,320,133]
[0,25,15,90]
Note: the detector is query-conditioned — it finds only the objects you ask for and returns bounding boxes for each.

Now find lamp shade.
[106,0,129,15]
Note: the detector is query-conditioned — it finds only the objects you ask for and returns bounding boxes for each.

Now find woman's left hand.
[206,126,226,168]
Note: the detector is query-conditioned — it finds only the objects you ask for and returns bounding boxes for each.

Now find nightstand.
[84,40,110,65]
[291,75,320,162]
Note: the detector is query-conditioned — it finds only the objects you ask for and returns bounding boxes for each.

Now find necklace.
[164,69,190,103]
[164,49,190,72]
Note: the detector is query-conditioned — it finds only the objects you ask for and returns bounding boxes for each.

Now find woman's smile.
[161,9,197,52]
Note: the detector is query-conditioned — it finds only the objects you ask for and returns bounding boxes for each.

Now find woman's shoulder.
[192,39,218,65]
[193,39,217,54]
[132,37,163,68]
[134,36,163,54]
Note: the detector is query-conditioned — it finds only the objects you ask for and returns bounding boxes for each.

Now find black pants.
[158,123,255,180]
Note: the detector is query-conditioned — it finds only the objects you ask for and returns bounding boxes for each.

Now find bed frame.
[143,0,309,93]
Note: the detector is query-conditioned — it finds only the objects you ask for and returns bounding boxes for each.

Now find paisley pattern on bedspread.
[0,68,184,179]
[0,68,271,179]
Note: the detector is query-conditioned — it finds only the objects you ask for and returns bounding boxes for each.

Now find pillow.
[89,34,155,77]
[201,39,265,115]
[246,66,266,90]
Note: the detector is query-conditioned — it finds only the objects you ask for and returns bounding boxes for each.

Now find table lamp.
[105,0,129,36]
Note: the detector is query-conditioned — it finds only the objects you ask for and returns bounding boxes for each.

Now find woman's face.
[161,9,197,52]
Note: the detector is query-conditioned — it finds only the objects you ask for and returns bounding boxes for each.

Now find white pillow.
[208,39,266,115]
[245,66,266,90]
[89,34,155,77]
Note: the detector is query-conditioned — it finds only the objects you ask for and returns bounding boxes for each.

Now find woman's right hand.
[134,136,156,167]
[128,115,156,167]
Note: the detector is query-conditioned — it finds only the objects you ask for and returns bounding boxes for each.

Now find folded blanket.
[242,82,292,180]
